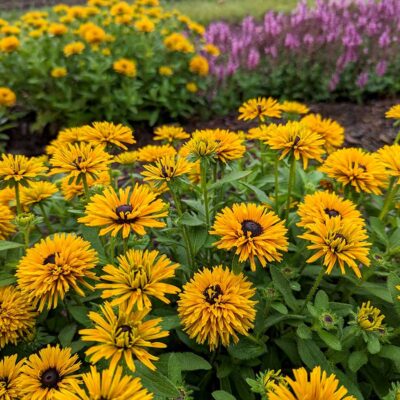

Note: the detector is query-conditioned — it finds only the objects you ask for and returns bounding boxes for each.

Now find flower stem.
[39,202,53,233]
[260,142,266,175]
[14,182,22,215]
[301,267,325,312]
[232,254,243,275]
[274,154,280,214]
[394,130,400,145]
[285,157,296,221]
[379,177,398,221]
[200,159,211,231]
[81,174,90,202]
[170,187,195,268]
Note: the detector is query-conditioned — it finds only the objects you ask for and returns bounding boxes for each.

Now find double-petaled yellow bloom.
[189,55,209,76]
[80,303,168,371]
[137,144,177,162]
[153,125,189,142]
[20,181,58,210]
[210,203,288,271]
[78,185,168,238]
[97,249,180,312]
[385,104,400,120]
[178,265,257,350]
[280,101,310,115]
[238,97,282,121]
[0,354,25,400]
[113,58,137,77]
[63,41,85,57]
[0,204,15,240]
[377,144,400,181]
[357,301,385,332]
[0,87,16,107]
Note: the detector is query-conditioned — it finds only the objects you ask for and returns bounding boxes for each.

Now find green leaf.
[174,352,211,371]
[210,171,252,190]
[297,338,332,372]
[317,330,342,351]
[314,290,329,310]
[367,335,381,354]
[58,324,77,347]
[79,225,107,264]
[212,390,237,400]
[228,336,267,360]
[369,217,388,245]
[348,350,368,372]
[67,306,90,325]
[159,315,181,331]
[135,363,180,398]
[379,345,400,362]
[0,272,16,287]
[270,266,298,311]
[168,353,181,385]
[239,182,271,204]
[296,324,312,339]
[179,212,205,226]
[0,241,24,252]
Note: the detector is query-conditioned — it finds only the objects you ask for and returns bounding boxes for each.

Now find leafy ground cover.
[0,97,400,399]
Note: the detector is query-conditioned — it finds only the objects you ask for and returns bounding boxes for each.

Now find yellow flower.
[210,203,288,271]
[280,100,309,115]
[154,125,189,142]
[51,67,68,78]
[297,190,363,230]
[213,128,246,162]
[301,113,344,153]
[238,97,282,121]
[377,144,400,180]
[97,249,179,312]
[113,58,137,77]
[385,104,400,119]
[29,29,45,38]
[181,130,217,161]
[113,151,138,165]
[203,43,220,57]
[0,87,16,107]
[1,25,21,35]
[78,185,168,238]
[178,265,257,350]
[0,354,25,400]
[186,82,198,93]
[110,1,133,16]
[16,233,98,311]
[49,142,112,183]
[63,41,85,56]
[189,55,209,76]
[158,65,173,76]
[20,181,58,210]
[102,47,111,56]
[299,216,370,278]
[53,365,153,400]
[137,144,177,162]
[0,36,20,53]
[134,17,155,32]
[0,154,47,187]
[0,187,15,208]
[269,366,356,400]
[81,121,135,150]
[164,32,194,53]
[247,123,280,142]
[357,301,385,332]
[83,25,106,44]
[0,204,15,240]
[48,23,68,35]
[18,345,80,400]
[320,148,388,195]
[0,286,36,349]
[80,303,168,372]
[262,369,286,395]
[268,121,325,169]
[142,155,193,185]
[53,4,70,13]
[61,170,110,201]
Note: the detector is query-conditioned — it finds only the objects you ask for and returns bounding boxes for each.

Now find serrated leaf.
[348,350,368,372]
[175,352,211,371]
[212,390,237,400]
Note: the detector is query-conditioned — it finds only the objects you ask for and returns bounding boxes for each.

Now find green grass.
[164,0,301,24]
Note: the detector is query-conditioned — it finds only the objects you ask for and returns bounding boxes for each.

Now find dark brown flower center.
[324,208,340,218]
[73,156,83,170]
[256,105,263,115]
[41,368,60,389]
[324,315,333,323]
[242,220,263,237]
[203,284,223,304]
[293,136,301,146]
[118,325,132,333]
[367,315,374,323]
[43,253,56,265]
[115,204,136,224]
[333,233,347,244]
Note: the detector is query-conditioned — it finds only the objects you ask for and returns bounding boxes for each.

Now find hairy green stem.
[285,157,296,221]
[14,182,22,215]
[301,268,325,312]
[39,202,53,233]
[81,174,90,202]
[379,177,398,221]
[274,154,280,214]
[200,160,211,231]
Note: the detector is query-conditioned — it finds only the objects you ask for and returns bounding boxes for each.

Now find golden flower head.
[113,150,139,165]
[81,121,135,150]
[16,233,98,311]
[178,265,257,350]
[97,248,179,312]
[385,104,400,120]
[20,181,58,210]
[0,354,25,400]
[48,23,68,35]
[203,43,220,57]
[134,17,155,32]
[0,36,20,53]
[0,154,47,187]
[186,82,198,93]
[377,144,400,180]
[80,303,168,372]
[247,123,280,142]
[300,216,371,278]
[49,142,112,183]
[280,101,310,115]
[110,1,133,16]
[210,203,288,271]
[301,113,344,153]
[51,67,67,78]
[181,130,218,161]
[212,128,246,163]
[137,144,177,163]
[0,204,15,240]
[297,190,363,230]
[18,345,80,399]
[1,25,20,35]
[142,155,193,185]
[158,66,173,76]
[154,125,189,142]
[63,41,85,56]
[320,148,388,195]
[53,364,153,400]
[78,184,168,238]
[0,286,36,349]
[0,87,16,107]
[357,301,385,332]
[164,32,194,53]
[82,24,106,44]
[113,58,137,77]
[268,121,325,169]
[0,186,15,208]
[189,55,209,76]
[268,366,356,400]
[238,97,282,121]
